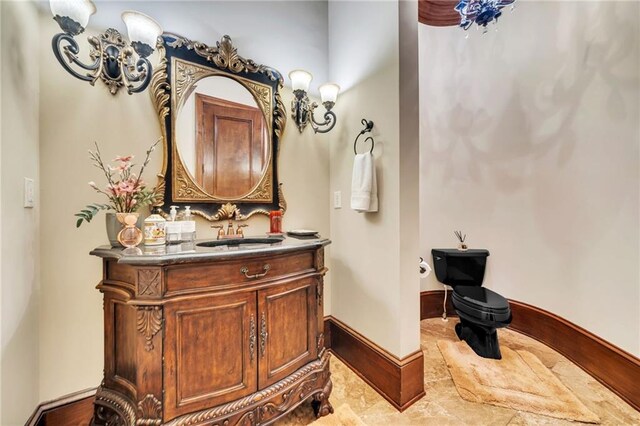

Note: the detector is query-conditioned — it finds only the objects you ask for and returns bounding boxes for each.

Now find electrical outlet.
[24,178,34,208]
[333,191,342,209]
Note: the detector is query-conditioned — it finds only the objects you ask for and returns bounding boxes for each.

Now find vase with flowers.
[75,139,161,247]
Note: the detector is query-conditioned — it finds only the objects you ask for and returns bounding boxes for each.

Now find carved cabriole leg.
[92,386,137,426]
[312,248,332,419]
[312,373,334,418]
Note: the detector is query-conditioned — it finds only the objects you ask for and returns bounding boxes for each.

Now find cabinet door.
[164,292,258,420]
[258,278,318,388]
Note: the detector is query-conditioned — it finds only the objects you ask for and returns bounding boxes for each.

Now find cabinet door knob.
[260,312,268,357]
[249,314,256,362]
[240,264,271,279]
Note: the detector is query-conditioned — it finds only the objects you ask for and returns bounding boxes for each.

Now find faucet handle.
[236,224,248,237]
[211,224,224,239]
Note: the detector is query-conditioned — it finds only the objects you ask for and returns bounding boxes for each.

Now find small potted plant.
[75,139,161,247]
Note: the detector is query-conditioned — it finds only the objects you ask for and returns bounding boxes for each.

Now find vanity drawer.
[165,250,316,294]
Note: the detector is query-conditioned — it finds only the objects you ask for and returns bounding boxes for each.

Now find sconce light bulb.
[319,83,340,105]
[49,0,96,35]
[289,69,313,93]
[122,10,163,58]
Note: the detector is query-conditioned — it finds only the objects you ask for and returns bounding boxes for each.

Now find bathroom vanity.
[90,237,332,425]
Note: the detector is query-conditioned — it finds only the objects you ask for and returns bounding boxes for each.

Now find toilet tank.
[431,249,490,287]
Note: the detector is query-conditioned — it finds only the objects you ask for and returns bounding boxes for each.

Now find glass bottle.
[116,212,143,248]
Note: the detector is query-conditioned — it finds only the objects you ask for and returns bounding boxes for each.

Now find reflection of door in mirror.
[195,94,268,198]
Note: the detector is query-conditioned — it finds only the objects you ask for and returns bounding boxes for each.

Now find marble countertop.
[91,235,330,266]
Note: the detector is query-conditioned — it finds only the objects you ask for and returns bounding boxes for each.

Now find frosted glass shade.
[49,0,96,28]
[319,83,340,104]
[122,11,163,52]
[289,70,313,92]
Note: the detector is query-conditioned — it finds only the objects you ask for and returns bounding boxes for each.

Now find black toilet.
[431,248,511,359]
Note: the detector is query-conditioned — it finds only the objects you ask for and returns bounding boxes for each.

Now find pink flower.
[118,181,135,194]
[88,181,98,189]
[116,161,131,172]
[114,155,134,162]
[108,184,122,197]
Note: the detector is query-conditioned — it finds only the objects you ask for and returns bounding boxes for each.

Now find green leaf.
[76,218,83,228]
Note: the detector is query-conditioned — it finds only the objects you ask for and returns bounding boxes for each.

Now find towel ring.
[353,118,375,155]
[354,136,375,155]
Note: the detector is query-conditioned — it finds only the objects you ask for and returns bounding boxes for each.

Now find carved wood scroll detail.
[164,352,331,426]
[136,307,163,352]
[317,333,325,356]
[137,394,162,425]
[167,35,283,85]
[316,280,323,306]
[137,269,161,297]
[149,42,170,208]
[93,386,137,426]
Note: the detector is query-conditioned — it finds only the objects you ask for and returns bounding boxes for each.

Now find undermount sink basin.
[197,237,284,248]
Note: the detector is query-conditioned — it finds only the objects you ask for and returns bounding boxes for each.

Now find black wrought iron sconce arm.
[52,28,153,95]
[48,1,162,96]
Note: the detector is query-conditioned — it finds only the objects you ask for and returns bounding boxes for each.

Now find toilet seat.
[452,286,512,325]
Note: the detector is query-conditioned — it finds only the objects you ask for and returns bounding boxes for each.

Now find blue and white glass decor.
[455,0,515,32]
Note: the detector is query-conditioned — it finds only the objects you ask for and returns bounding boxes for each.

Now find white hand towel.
[351,153,378,213]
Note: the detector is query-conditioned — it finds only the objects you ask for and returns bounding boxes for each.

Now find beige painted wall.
[1,1,41,424]
[328,0,421,359]
[419,1,640,356]
[38,14,330,402]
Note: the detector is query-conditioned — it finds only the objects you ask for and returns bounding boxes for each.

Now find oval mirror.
[175,76,270,199]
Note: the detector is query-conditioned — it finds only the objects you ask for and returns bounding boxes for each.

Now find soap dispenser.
[180,206,196,242]
[165,206,182,245]
[169,205,178,222]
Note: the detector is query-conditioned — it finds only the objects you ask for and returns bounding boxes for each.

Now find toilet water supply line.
[442,286,448,322]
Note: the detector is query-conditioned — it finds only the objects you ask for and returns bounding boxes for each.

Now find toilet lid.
[453,286,509,311]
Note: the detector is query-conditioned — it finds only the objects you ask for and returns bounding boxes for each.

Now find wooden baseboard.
[27,316,426,422]
[324,315,425,411]
[420,290,640,412]
[26,387,96,426]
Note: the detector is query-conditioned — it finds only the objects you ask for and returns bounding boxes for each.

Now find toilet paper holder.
[419,257,448,321]
[419,257,428,274]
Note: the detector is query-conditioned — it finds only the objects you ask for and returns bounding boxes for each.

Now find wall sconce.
[49,0,163,95]
[289,70,340,134]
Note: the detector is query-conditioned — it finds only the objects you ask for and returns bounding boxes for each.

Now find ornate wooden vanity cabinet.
[90,240,332,425]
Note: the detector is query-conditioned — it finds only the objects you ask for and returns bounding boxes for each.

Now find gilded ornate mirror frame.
[150,33,287,221]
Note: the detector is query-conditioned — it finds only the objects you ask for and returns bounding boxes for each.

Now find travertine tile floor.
[276,319,640,425]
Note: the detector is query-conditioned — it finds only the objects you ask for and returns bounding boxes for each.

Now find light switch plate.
[333,191,342,209]
[24,178,34,208]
